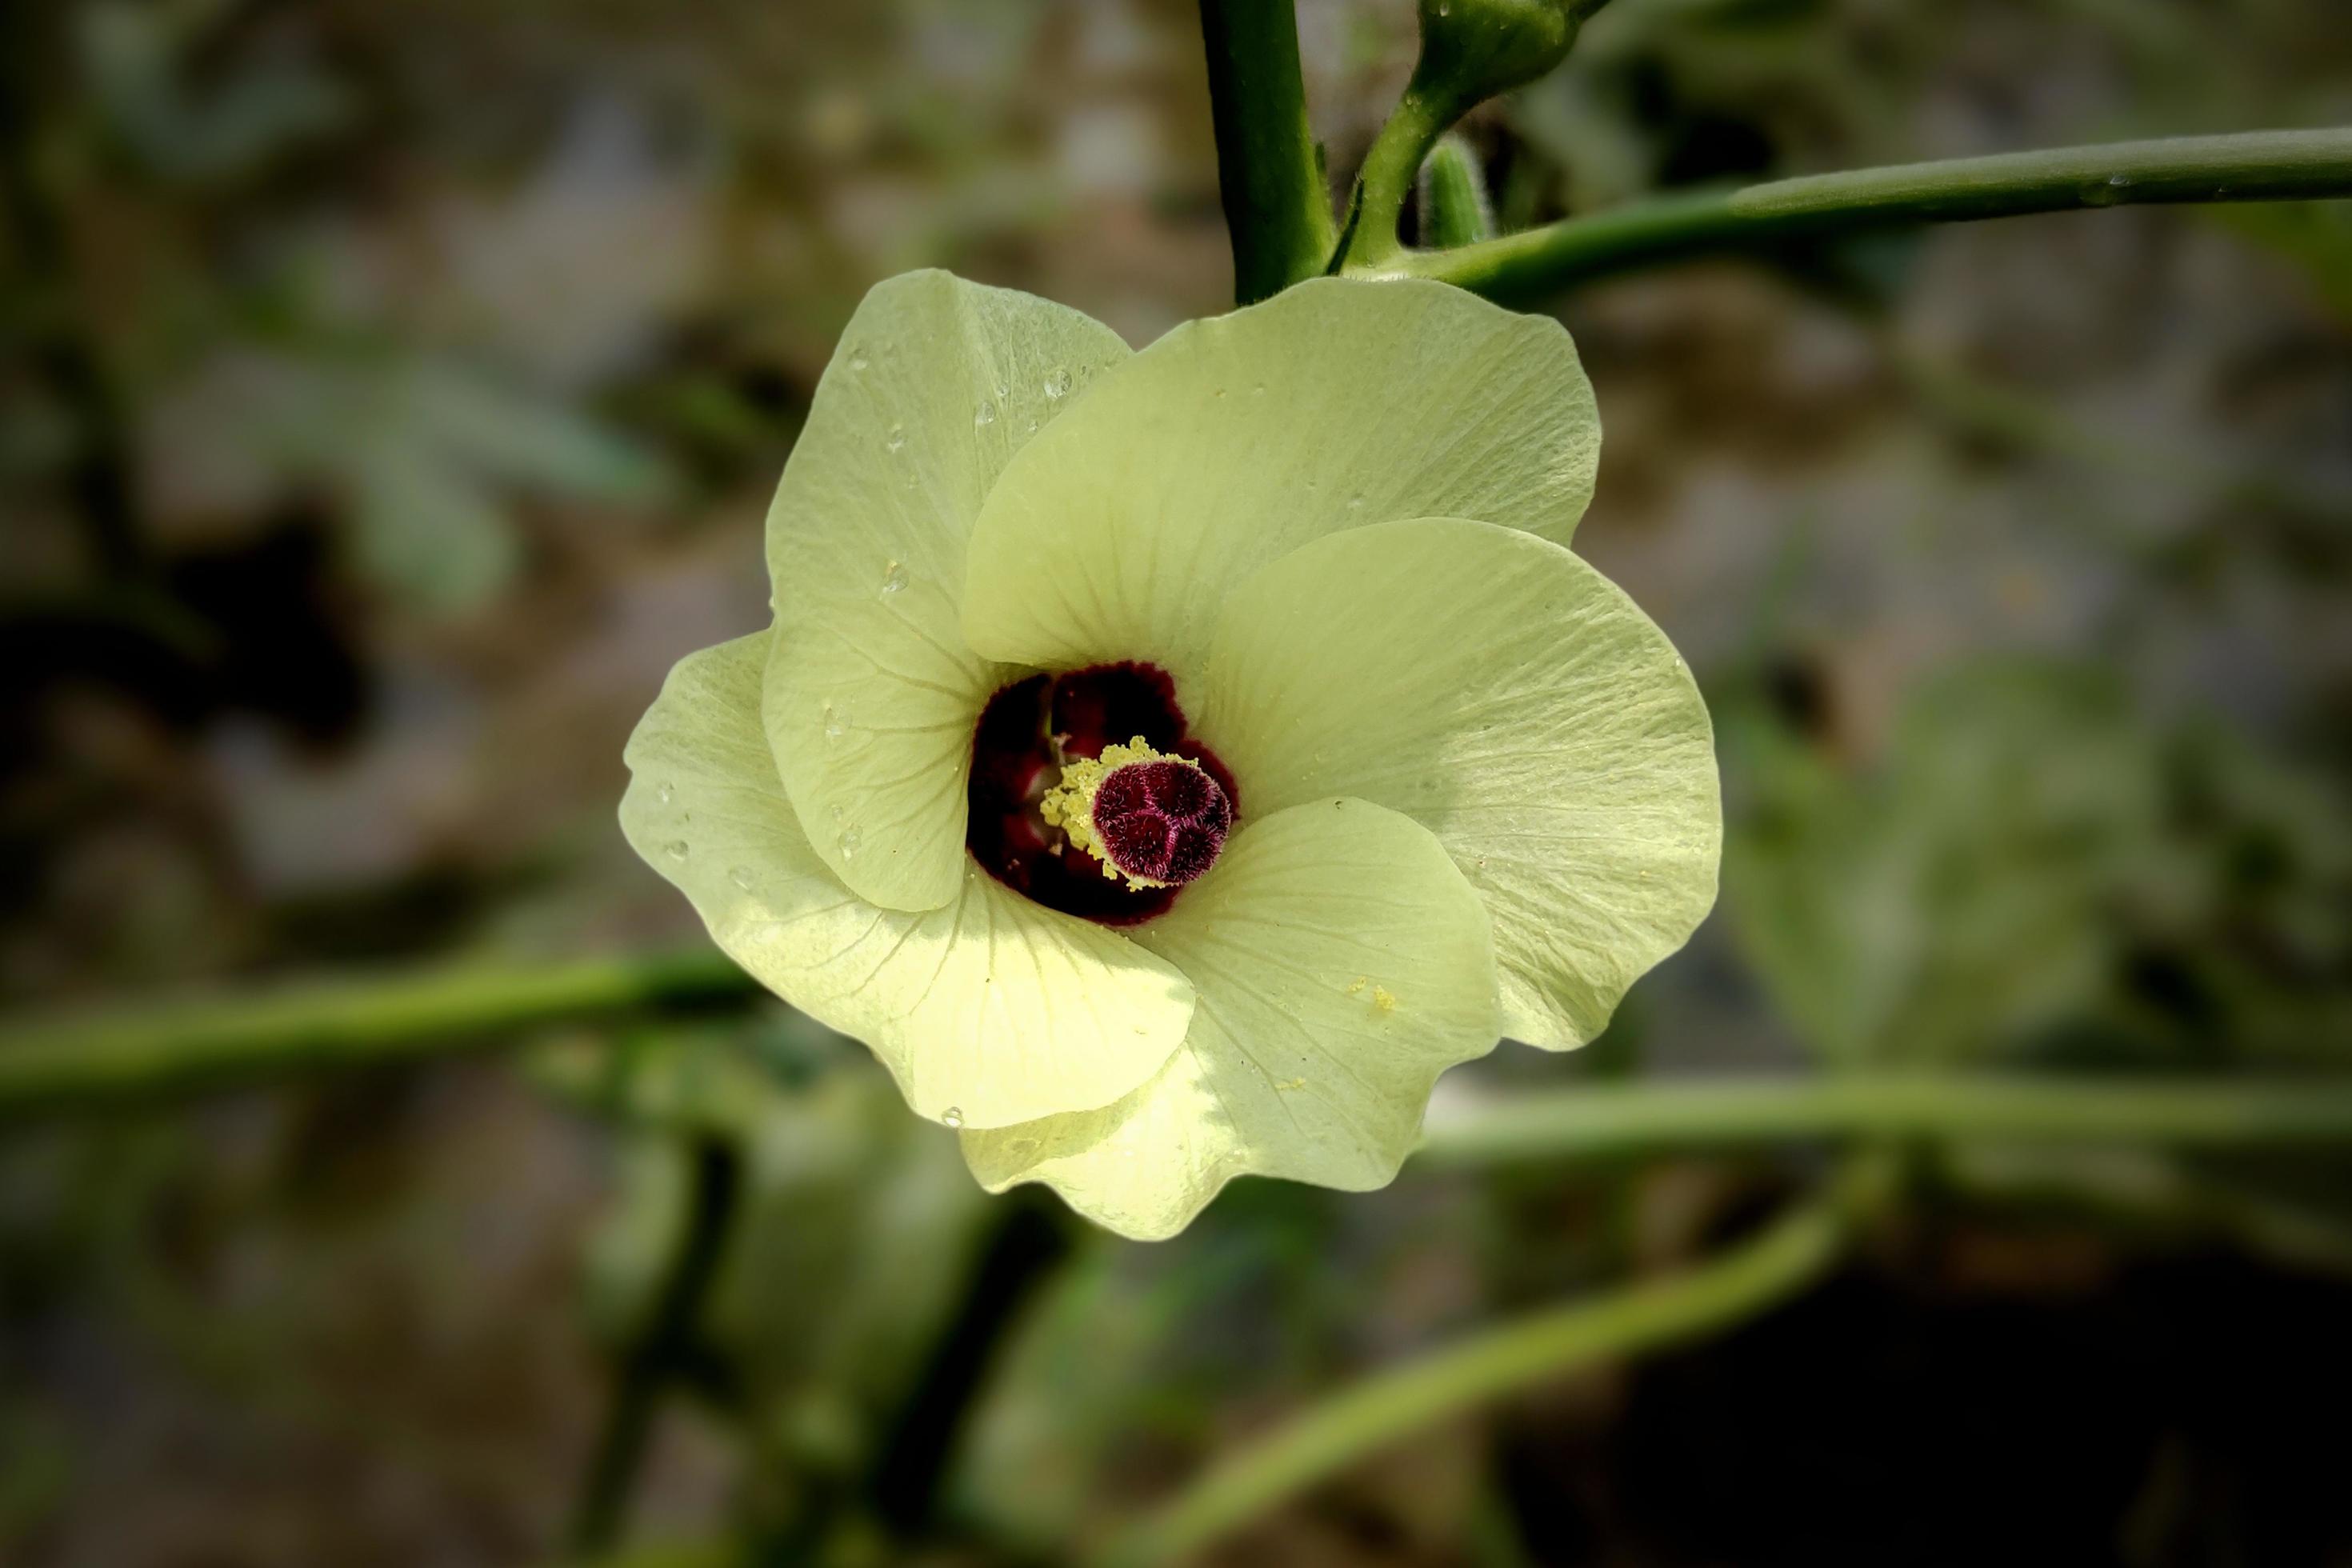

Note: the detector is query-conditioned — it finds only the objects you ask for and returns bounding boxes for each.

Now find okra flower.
[621,271,1718,1239]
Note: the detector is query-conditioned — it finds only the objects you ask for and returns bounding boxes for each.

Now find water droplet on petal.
[1347,493,1366,510]
[942,1106,965,1129]
[837,827,862,858]
[974,399,996,428]
[663,840,689,861]
[880,560,910,595]
[884,423,906,453]
[729,865,756,890]
[656,781,674,804]
[848,346,870,371]
[1251,382,1267,396]
[822,705,846,740]
[1042,366,1072,399]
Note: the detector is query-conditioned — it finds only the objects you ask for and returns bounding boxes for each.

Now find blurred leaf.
[144,348,675,614]
[79,0,351,182]
[1726,660,2159,1067]
[1726,658,2352,1073]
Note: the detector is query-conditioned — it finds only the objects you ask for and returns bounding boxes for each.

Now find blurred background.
[3,0,2350,1563]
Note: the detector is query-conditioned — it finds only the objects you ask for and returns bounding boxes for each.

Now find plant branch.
[1415,1074,2352,1166]
[1198,0,1336,303]
[1097,1155,1891,1566]
[1378,128,2352,299]
[0,949,757,1119]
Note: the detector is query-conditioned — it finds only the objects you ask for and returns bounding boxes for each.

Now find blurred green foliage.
[3,0,2350,1562]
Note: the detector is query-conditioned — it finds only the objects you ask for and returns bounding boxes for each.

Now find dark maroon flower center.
[1092,760,1232,886]
[966,662,1238,925]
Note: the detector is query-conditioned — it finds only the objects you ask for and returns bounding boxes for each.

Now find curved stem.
[1378,128,2352,299]
[0,949,756,1118]
[1097,1155,1891,1566]
[1335,86,1452,269]
[1198,0,1337,302]
[1414,1074,2352,1166]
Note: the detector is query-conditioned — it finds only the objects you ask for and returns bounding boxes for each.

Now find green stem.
[1335,86,1452,269]
[1378,128,2352,299]
[1198,0,1336,303]
[0,949,756,1119]
[1414,1074,2352,1166]
[1097,1156,1890,1566]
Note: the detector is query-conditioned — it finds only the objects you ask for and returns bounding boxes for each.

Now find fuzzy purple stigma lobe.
[1093,759,1231,886]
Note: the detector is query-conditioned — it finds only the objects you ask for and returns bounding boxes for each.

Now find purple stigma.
[1092,761,1232,886]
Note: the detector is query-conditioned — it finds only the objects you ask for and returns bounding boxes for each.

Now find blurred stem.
[570,1137,744,1558]
[1099,1154,1894,1566]
[1415,1074,2352,1166]
[1,0,145,581]
[1421,134,1498,248]
[1375,128,2352,299]
[0,950,756,1119]
[1198,0,1336,303]
[867,1189,1078,1537]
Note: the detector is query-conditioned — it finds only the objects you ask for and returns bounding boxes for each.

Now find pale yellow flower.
[622,270,1718,1239]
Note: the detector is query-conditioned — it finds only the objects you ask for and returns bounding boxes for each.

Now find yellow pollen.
[1038,736,1206,890]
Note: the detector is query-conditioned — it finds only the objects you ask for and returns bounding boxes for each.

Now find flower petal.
[1194,518,1719,1050]
[959,798,1500,1240]
[764,270,1132,911]
[959,277,1600,689]
[624,634,1193,1128]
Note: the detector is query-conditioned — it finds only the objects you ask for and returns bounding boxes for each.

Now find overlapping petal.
[959,798,1501,1240]
[624,634,1193,1129]
[1194,518,1719,1050]
[958,277,1601,693]
[763,271,1132,912]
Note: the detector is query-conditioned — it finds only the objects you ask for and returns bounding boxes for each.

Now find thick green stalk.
[1381,128,2352,299]
[1198,0,1336,302]
[1415,1074,2352,1166]
[1098,1157,1889,1566]
[0,950,756,1118]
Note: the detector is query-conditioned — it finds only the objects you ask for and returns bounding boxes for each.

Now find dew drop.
[1024,418,1038,434]
[942,1106,966,1129]
[662,839,689,861]
[1251,382,1266,396]
[656,781,675,804]
[848,346,870,371]
[880,559,910,595]
[974,399,997,428]
[838,827,862,858]
[884,423,906,453]
[729,865,756,891]
[994,380,1010,398]
[822,705,846,740]
[1042,366,1073,399]
[1347,493,1366,510]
